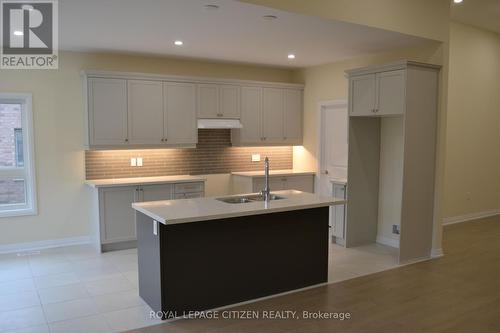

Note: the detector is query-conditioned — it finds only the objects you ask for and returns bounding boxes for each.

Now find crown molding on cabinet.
[81,70,304,90]
[345,60,442,77]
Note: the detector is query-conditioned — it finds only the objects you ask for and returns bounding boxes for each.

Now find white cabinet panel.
[100,186,138,243]
[238,87,263,144]
[219,85,240,118]
[284,175,314,193]
[262,88,284,142]
[376,70,406,116]
[284,89,302,144]
[350,74,376,116]
[127,80,164,144]
[88,78,128,146]
[252,175,314,193]
[164,82,197,145]
[332,183,347,238]
[197,84,219,118]
[141,184,173,202]
[174,182,205,194]
[173,192,204,199]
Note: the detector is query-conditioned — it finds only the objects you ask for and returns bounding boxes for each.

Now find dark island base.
[136,207,329,317]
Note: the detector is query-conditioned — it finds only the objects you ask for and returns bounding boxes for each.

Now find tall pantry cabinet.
[345,61,441,264]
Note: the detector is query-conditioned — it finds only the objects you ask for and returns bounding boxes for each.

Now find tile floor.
[0,241,399,332]
[0,245,161,333]
[328,242,399,283]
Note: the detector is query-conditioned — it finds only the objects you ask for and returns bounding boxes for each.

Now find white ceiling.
[451,0,500,34]
[60,0,437,68]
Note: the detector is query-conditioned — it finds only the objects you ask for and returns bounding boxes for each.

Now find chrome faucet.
[261,157,271,202]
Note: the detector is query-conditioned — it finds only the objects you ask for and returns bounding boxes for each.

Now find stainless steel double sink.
[216,194,285,204]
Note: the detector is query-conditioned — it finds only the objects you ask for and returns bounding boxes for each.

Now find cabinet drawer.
[174,182,204,194]
[173,192,204,199]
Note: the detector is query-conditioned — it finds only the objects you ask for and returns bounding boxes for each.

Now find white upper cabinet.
[197,84,219,118]
[283,89,302,144]
[219,85,241,118]
[376,70,406,116]
[232,86,303,146]
[350,74,376,116]
[262,87,284,143]
[84,71,303,149]
[88,78,128,146]
[164,82,197,145]
[127,80,164,145]
[196,84,241,118]
[238,86,262,144]
[349,70,405,117]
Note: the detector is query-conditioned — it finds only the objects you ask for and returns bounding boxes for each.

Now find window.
[15,128,24,167]
[0,94,37,217]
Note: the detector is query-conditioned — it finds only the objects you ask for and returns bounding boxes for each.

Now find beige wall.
[242,0,450,41]
[0,51,294,246]
[444,22,500,219]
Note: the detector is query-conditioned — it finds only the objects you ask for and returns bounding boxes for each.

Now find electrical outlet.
[251,154,261,162]
[130,158,137,167]
[392,224,400,235]
[137,157,143,167]
[466,191,471,201]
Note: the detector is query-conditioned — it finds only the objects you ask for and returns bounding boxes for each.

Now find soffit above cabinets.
[61,0,437,68]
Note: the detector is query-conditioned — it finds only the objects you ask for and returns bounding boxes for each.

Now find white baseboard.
[0,236,91,255]
[431,248,444,258]
[442,209,500,226]
[376,235,399,248]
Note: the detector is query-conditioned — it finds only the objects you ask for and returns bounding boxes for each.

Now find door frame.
[315,99,348,192]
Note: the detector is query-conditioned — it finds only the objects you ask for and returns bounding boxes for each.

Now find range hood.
[197,119,243,129]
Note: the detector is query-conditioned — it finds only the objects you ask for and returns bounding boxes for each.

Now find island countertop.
[132,190,346,225]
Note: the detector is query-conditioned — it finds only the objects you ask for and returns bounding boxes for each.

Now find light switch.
[137,157,143,167]
[252,154,261,162]
[130,158,137,167]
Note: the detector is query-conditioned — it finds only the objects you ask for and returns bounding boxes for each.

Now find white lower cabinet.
[232,174,315,194]
[99,186,139,245]
[97,181,204,251]
[331,183,347,242]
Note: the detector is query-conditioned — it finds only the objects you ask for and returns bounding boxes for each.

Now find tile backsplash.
[85,129,293,179]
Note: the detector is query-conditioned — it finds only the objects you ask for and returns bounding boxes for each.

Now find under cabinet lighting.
[174,40,183,46]
[13,30,23,36]
[287,54,296,59]
[453,0,463,3]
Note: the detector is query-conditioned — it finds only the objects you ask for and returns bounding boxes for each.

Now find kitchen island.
[132,190,345,317]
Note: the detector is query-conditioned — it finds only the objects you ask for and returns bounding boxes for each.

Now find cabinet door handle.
[125,138,129,142]
[161,138,164,142]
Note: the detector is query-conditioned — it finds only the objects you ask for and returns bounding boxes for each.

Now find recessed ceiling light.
[174,40,183,46]
[204,4,219,10]
[453,0,463,3]
[13,30,23,36]
[287,54,296,59]
[263,15,278,20]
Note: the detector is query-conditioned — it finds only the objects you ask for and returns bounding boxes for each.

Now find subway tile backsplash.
[85,129,293,179]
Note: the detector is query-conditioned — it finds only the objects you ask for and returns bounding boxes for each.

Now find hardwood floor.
[128,216,500,333]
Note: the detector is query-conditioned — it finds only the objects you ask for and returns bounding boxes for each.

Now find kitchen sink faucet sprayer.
[261,157,271,202]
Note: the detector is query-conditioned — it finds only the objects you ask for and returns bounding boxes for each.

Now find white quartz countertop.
[85,175,207,188]
[231,169,315,177]
[132,190,346,225]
